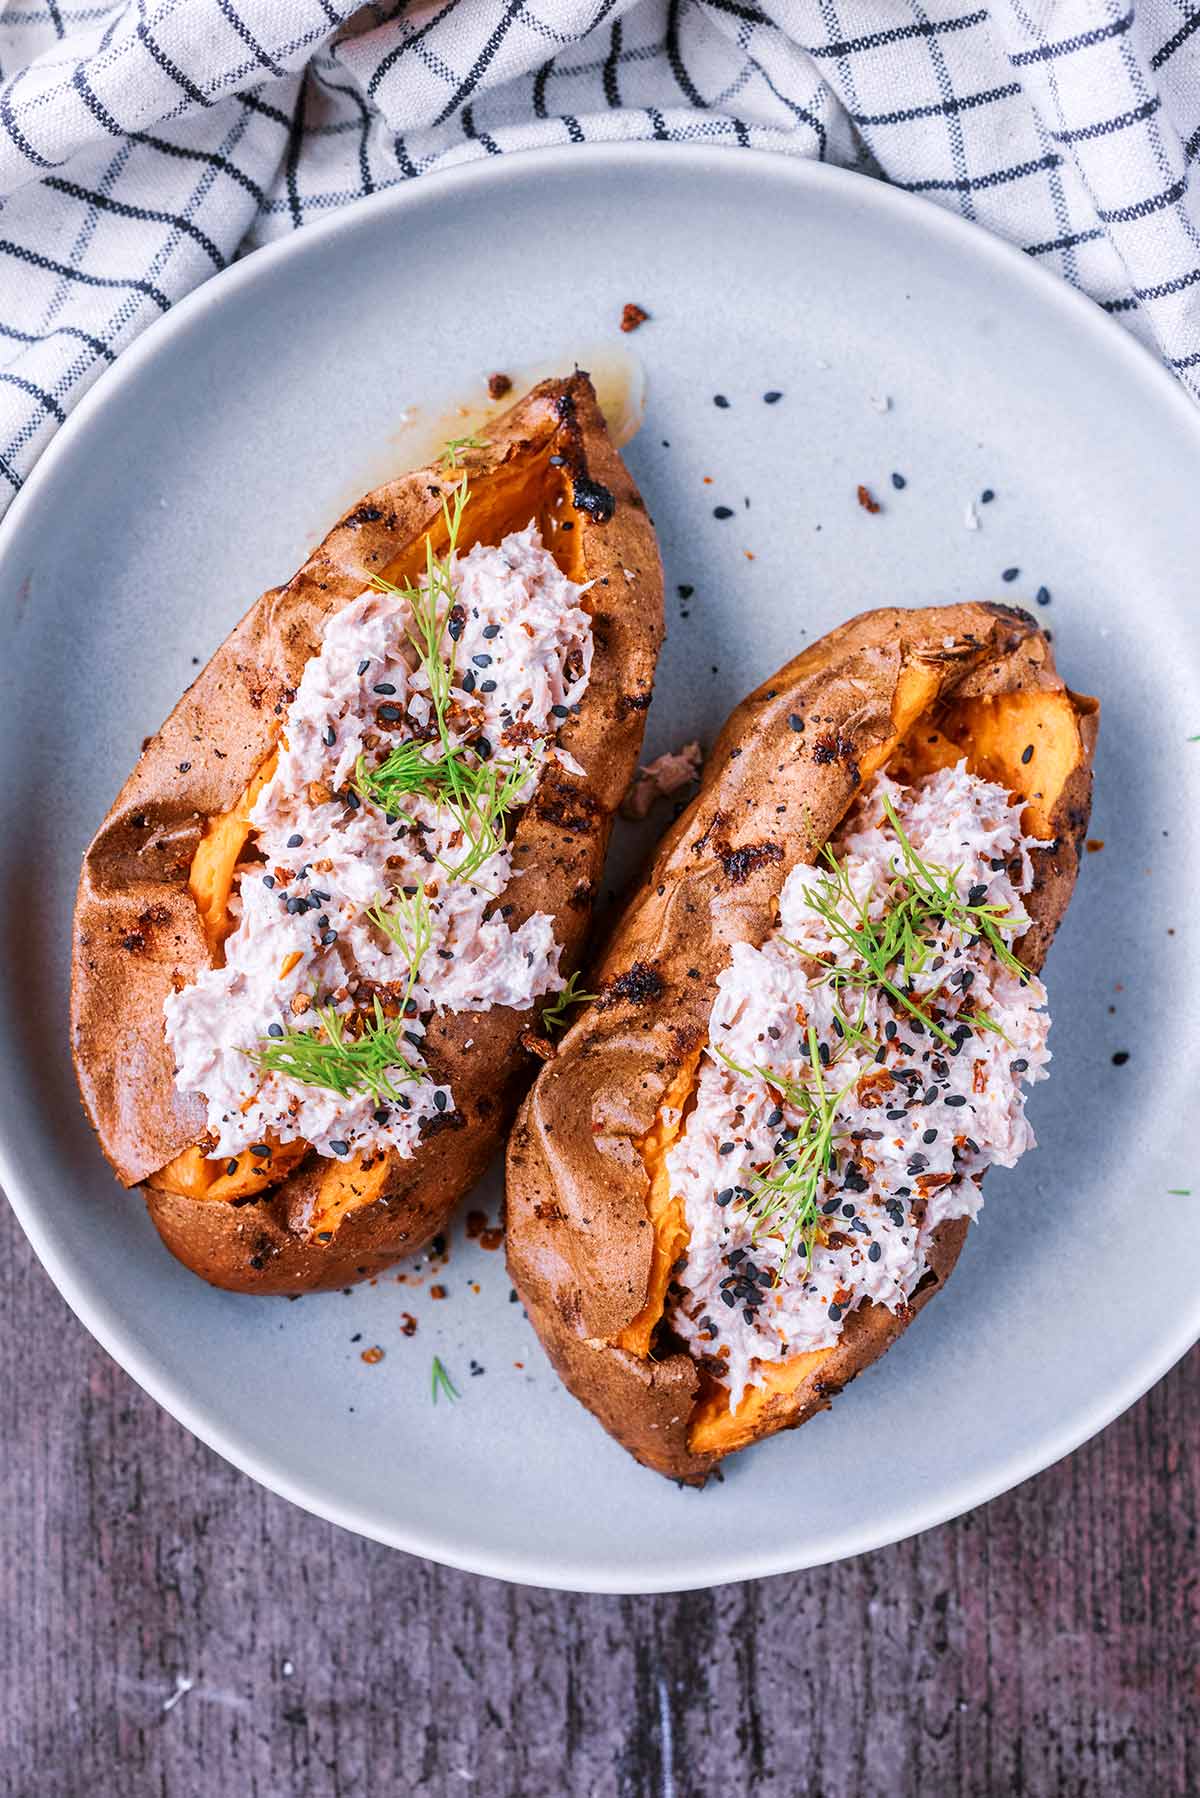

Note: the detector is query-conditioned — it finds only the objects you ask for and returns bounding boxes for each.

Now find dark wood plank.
[1,1205,1195,1797]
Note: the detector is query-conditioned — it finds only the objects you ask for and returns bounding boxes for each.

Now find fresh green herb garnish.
[431,1355,460,1404]
[441,435,486,468]
[541,971,597,1035]
[251,998,425,1105]
[354,741,470,815]
[716,1028,854,1266]
[437,752,532,884]
[365,884,434,1007]
[1168,1188,1192,1196]
[795,794,1030,1049]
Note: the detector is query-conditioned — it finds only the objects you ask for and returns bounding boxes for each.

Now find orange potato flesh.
[148,1135,308,1202]
[188,752,278,961]
[307,1149,393,1239]
[629,684,1091,1458]
[152,454,584,1220]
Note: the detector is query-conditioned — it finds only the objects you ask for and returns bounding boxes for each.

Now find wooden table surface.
[1,1205,1195,1798]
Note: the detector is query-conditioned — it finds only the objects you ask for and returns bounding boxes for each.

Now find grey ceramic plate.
[1,145,1198,1595]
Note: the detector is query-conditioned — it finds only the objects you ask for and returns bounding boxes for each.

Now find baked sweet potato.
[506,604,1098,1482]
[71,374,663,1293]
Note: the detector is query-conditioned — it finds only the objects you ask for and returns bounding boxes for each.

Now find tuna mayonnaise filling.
[164,522,592,1164]
[667,763,1050,1411]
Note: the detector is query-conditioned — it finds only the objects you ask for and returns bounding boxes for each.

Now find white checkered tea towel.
[1,0,1198,514]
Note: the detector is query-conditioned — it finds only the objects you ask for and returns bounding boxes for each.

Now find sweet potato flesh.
[152,448,585,1216]
[631,677,1092,1456]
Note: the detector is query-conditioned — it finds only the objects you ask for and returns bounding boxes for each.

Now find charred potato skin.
[505,605,1098,1483]
[70,374,664,1294]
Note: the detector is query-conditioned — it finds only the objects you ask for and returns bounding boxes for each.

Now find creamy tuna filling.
[164,522,592,1163]
[667,763,1049,1411]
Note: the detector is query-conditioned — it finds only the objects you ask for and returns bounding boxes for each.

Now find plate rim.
[3,138,1198,1595]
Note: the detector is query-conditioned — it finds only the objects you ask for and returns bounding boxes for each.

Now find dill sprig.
[441,435,486,468]
[795,794,1030,1049]
[354,741,470,816]
[437,752,532,884]
[250,997,425,1105]
[541,971,597,1035]
[365,884,434,1010]
[431,1355,460,1404]
[715,1028,853,1265]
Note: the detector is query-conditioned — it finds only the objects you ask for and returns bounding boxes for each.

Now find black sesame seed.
[945,1094,967,1107]
[329,1140,350,1156]
[714,394,730,408]
[886,1108,907,1121]
[472,653,492,668]
[1021,743,1034,764]
[287,833,304,848]
[480,680,497,693]
[263,875,275,889]
[891,471,907,490]
[373,1108,390,1125]
[788,713,804,732]
[476,737,493,760]
[828,1303,843,1323]
[434,1091,448,1112]
[1111,1051,1129,1066]
[716,1188,734,1206]
[321,930,337,946]
[852,1218,870,1235]
[378,705,402,723]
[250,1143,271,1158]
[357,659,370,676]
[721,1290,736,1307]
[841,1202,856,1218]
[286,897,303,914]
[981,488,995,503]
[372,682,397,695]
[713,505,734,520]
[482,623,501,638]
[462,670,476,693]
[323,726,336,746]
[924,1086,939,1105]
[1036,585,1051,606]
[763,391,783,404]
[968,883,988,905]
[922,1128,938,1144]
[226,1159,239,1176]
[1002,567,1020,583]
[550,704,569,719]
[868,1243,883,1262]
[767,1107,784,1128]
[718,1141,735,1156]
[267,1023,284,1039]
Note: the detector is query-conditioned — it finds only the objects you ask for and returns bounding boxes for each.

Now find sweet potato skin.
[71,374,664,1293]
[505,605,1098,1482]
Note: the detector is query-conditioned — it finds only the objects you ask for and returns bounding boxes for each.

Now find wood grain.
[1,1204,1195,1798]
